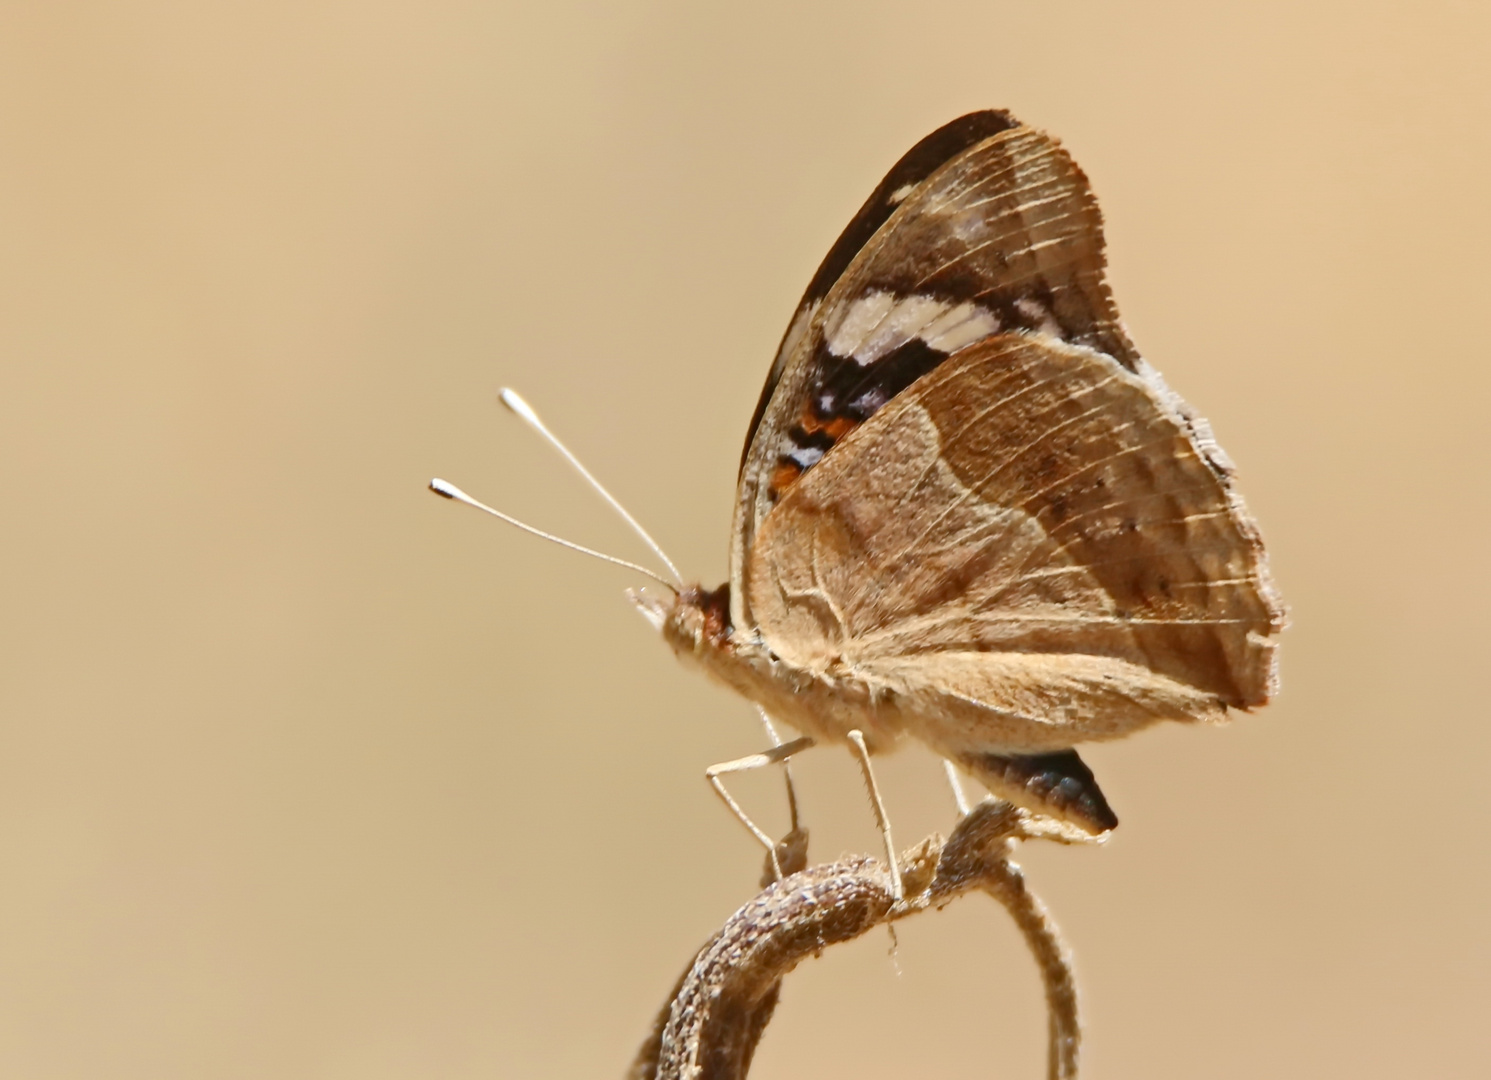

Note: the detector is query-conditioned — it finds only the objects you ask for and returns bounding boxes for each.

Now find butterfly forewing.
[733,117,1141,634]
[740,110,1023,474]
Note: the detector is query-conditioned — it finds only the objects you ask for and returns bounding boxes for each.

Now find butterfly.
[628,110,1285,882]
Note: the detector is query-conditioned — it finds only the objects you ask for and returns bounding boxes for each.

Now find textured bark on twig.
[628,800,1090,1080]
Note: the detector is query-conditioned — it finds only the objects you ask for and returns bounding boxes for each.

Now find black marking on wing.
[766,282,1074,503]
[769,337,952,502]
[741,111,1022,471]
[796,282,1062,441]
[819,339,947,424]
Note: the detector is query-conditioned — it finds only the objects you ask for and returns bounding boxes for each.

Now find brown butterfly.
[625,110,1285,890]
[434,110,1284,898]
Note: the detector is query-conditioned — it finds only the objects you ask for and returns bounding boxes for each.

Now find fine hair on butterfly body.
[434,109,1285,898]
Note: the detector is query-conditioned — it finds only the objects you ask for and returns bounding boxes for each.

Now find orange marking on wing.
[796,410,858,442]
[769,461,804,499]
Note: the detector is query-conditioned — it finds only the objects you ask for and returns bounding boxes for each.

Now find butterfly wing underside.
[731,112,1284,829]
[746,334,1283,827]
[732,112,1142,634]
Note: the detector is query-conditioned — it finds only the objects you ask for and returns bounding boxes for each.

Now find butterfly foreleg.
[705,735,815,882]
[846,730,903,903]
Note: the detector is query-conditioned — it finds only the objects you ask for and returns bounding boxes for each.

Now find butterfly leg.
[756,708,802,835]
[706,736,815,882]
[942,759,971,818]
[847,730,903,903]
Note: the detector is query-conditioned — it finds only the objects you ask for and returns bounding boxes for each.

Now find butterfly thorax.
[630,583,905,752]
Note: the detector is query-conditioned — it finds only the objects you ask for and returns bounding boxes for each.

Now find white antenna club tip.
[428,478,467,501]
[498,388,539,424]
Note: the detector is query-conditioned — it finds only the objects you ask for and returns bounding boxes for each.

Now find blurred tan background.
[2,2,1487,1077]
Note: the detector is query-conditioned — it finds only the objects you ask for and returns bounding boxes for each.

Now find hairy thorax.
[631,583,907,753]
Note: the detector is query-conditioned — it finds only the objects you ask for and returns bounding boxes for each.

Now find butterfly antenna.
[498,388,683,585]
[428,478,678,591]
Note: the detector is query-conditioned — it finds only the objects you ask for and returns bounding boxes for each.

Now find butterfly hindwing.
[743,334,1283,723]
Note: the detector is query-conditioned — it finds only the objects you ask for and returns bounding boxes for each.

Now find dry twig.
[628,800,1094,1080]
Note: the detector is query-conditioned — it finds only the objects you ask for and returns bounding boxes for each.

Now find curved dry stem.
[628,800,1092,1080]
[980,858,1080,1080]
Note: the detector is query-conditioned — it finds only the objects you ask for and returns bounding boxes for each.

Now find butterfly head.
[628,582,733,654]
